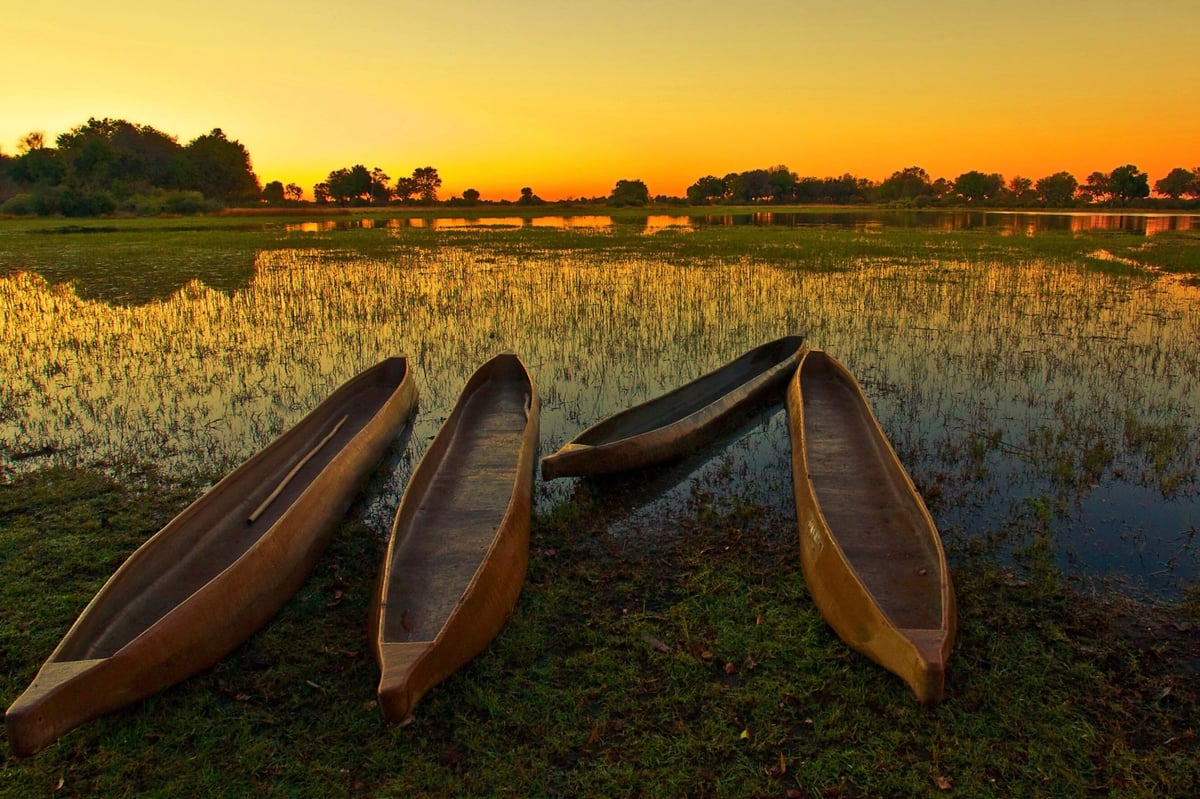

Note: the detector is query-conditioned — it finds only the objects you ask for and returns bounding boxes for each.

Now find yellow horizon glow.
[3,1,1198,202]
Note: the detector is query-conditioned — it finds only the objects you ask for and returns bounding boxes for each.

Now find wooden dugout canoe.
[372,354,539,724]
[540,335,805,480]
[786,350,955,704]
[5,358,418,757]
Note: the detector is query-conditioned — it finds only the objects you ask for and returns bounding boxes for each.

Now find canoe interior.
[573,335,805,444]
[382,358,532,643]
[800,352,943,630]
[56,359,411,662]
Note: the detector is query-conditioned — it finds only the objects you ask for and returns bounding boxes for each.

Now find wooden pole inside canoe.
[247,415,350,525]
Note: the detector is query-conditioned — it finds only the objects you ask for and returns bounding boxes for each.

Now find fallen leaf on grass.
[935,775,953,790]
[641,632,670,653]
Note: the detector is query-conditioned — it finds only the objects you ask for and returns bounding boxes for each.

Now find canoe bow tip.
[4,701,52,758]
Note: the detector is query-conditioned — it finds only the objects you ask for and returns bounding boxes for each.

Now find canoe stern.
[5,659,108,757]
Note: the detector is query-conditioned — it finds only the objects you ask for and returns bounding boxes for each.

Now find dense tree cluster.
[313,165,442,206]
[685,164,1200,208]
[0,118,260,216]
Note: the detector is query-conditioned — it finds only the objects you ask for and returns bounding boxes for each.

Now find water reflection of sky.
[283,211,1200,236]
[2,242,1198,598]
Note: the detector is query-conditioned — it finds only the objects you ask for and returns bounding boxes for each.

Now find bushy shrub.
[123,189,212,215]
[0,193,39,215]
[0,187,115,216]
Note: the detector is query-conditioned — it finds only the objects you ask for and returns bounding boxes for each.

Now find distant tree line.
[682,164,1200,208]
[0,118,261,216]
[3,117,1198,216]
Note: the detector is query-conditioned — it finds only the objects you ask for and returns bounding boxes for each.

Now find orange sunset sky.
[3,1,1198,201]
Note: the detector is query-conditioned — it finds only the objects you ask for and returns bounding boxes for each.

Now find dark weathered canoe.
[372,354,539,724]
[540,335,805,480]
[5,358,418,757]
[786,350,955,704]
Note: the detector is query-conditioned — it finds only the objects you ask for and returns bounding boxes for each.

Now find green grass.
[1,210,1198,795]
[2,467,1196,797]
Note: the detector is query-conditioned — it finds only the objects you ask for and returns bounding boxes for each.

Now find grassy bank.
[2,465,1197,797]
[2,211,1198,795]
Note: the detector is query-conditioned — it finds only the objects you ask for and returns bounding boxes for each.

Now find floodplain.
[1,208,1198,796]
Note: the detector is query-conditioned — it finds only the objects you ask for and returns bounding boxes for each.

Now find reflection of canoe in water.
[4,358,418,757]
[786,350,955,704]
[373,354,539,724]
[540,335,805,480]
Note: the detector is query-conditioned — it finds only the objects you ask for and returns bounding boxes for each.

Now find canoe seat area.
[61,381,399,661]
[801,363,943,631]
[383,382,529,643]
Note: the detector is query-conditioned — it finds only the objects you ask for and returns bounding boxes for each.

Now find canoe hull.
[373,354,539,724]
[786,350,955,704]
[6,358,418,756]
[541,335,805,480]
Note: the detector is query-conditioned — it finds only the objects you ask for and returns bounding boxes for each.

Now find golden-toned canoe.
[372,354,539,724]
[786,350,955,704]
[540,335,805,480]
[5,358,418,756]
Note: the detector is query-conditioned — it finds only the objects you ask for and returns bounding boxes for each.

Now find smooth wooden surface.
[540,335,805,480]
[5,358,418,756]
[786,350,955,704]
[373,354,539,724]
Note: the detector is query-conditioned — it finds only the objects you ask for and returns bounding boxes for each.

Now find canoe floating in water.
[540,335,805,480]
[786,350,955,704]
[5,358,418,757]
[372,354,539,724]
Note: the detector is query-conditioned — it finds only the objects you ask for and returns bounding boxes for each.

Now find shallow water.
[1,225,1197,597]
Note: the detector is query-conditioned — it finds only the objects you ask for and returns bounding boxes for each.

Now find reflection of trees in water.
[2,247,1199,588]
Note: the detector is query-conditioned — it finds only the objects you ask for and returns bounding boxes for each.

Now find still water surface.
[2,217,1198,597]
[285,211,1200,236]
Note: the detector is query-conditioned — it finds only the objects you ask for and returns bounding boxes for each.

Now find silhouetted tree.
[1083,171,1111,203]
[1035,171,1078,206]
[1153,167,1199,199]
[284,183,304,202]
[878,166,933,201]
[1007,176,1035,204]
[313,182,330,203]
[953,170,1004,203]
[686,175,726,204]
[393,177,415,203]
[766,165,798,203]
[462,188,480,204]
[1108,164,1149,203]
[517,186,544,205]
[741,169,773,202]
[608,178,650,206]
[17,131,45,154]
[410,166,441,202]
[181,128,260,202]
[325,164,372,204]
[262,180,285,203]
[369,167,392,204]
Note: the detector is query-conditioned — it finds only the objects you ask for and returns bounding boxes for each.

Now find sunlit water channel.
[2,221,1198,598]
